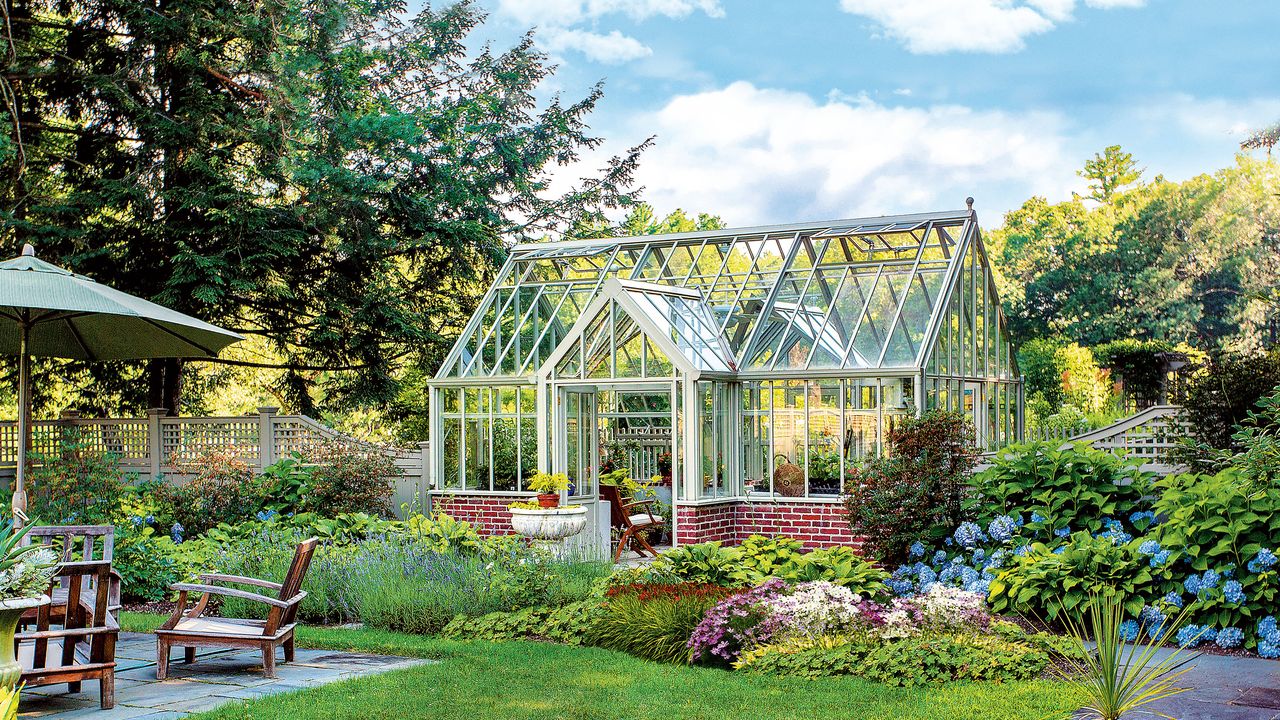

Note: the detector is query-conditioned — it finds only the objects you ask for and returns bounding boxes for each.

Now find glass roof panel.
[437,211,1019,378]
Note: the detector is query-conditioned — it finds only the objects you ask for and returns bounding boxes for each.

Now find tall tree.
[1,0,646,416]
[1079,145,1143,203]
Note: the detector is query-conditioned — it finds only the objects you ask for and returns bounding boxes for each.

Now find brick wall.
[734,501,860,549]
[428,493,526,536]
[673,499,861,550]
[674,501,736,545]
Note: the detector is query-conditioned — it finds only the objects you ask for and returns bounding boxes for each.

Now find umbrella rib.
[141,317,217,357]
[64,317,97,361]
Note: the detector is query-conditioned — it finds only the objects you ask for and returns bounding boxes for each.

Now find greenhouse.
[428,206,1023,549]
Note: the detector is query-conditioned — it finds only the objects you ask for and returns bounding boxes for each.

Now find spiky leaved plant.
[1058,592,1200,720]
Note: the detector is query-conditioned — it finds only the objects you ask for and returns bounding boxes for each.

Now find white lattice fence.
[1063,405,1190,473]
[0,407,430,514]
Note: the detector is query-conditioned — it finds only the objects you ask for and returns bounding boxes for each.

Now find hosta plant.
[988,532,1154,622]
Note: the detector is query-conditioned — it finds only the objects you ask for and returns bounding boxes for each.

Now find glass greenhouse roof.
[436,208,1015,380]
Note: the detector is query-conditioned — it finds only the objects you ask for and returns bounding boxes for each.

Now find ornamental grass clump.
[590,582,733,663]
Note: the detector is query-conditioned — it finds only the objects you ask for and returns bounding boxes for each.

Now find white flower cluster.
[766,581,864,639]
[912,584,989,631]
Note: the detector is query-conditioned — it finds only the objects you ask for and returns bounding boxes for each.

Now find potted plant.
[0,518,59,688]
[526,471,570,508]
[508,472,588,541]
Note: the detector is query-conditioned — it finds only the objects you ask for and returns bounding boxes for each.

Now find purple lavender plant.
[688,579,789,664]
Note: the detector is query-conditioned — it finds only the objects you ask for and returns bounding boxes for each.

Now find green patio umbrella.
[0,244,242,524]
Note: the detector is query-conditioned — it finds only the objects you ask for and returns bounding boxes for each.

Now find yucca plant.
[0,683,19,719]
[1057,592,1200,720]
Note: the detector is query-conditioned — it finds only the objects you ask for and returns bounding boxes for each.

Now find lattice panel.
[160,418,261,466]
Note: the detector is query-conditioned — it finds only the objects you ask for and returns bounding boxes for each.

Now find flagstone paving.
[18,632,430,719]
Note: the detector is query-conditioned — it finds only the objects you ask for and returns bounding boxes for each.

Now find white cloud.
[611,82,1077,224]
[495,0,723,26]
[543,28,654,63]
[838,0,1146,54]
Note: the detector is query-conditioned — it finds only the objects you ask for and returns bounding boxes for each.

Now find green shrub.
[439,600,606,645]
[736,633,1051,686]
[296,441,398,517]
[26,431,130,525]
[1149,469,1280,632]
[842,410,978,564]
[988,533,1154,622]
[967,442,1153,538]
[588,589,727,663]
[652,537,888,597]
[114,525,213,602]
[1178,386,1280,483]
[1177,349,1280,451]
[157,451,265,537]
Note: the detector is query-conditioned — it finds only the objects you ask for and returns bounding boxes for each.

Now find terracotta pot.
[537,493,560,508]
[0,595,50,687]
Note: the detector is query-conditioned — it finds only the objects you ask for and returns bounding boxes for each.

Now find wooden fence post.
[258,407,279,472]
[146,408,165,481]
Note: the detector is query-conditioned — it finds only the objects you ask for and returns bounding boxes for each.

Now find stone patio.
[19,632,429,720]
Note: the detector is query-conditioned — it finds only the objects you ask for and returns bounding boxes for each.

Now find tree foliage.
[0,0,646,416]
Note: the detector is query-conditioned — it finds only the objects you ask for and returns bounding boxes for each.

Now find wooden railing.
[0,408,429,512]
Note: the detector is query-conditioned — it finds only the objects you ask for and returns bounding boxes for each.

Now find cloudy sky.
[473,0,1279,227]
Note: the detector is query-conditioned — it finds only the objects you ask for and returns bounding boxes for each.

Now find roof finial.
[21,243,34,257]
[965,197,974,211]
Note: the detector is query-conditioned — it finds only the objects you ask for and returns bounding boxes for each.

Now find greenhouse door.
[556,386,608,558]
[965,382,987,448]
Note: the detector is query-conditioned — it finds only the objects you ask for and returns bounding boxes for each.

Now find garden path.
[17,631,429,719]
[1144,647,1280,720]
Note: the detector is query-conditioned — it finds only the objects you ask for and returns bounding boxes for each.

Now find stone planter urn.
[509,506,589,541]
[0,595,49,686]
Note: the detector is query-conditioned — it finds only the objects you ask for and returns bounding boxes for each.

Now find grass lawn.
[120,612,1082,720]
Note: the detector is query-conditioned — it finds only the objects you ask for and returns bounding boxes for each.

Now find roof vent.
[21,243,35,257]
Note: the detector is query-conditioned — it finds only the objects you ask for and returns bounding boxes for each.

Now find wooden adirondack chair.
[24,525,122,622]
[155,537,317,679]
[599,484,663,563]
[16,556,119,709]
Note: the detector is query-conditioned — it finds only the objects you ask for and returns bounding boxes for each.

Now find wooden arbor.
[155,538,316,679]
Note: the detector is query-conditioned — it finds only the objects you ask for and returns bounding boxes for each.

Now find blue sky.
[473,0,1280,227]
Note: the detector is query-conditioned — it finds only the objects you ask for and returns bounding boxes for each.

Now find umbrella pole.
[12,317,29,527]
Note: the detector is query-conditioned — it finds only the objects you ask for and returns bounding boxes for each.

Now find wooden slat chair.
[16,558,119,709]
[155,538,317,679]
[599,484,663,563]
[24,525,122,622]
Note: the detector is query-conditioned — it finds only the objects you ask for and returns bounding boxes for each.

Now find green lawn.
[120,613,1082,720]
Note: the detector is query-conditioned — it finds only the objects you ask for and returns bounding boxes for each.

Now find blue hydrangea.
[1183,575,1202,595]
[1030,512,1046,524]
[1259,641,1280,659]
[1129,510,1157,528]
[1014,545,1031,556]
[1199,627,1218,644]
[1146,619,1165,640]
[1267,630,1280,646]
[1223,580,1246,604]
[1054,526,1071,538]
[171,522,184,544]
[917,566,937,587]
[960,567,980,585]
[933,550,948,566]
[1248,548,1277,573]
[953,522,985,549]
[909,541,926,558]
[985,549,1009,570]
[1163,591,1184,609]
[1200,569,1220,590]
[1258,616,1278,640]
[1118,619,1140,642]
[1216,627,1244,648]
[129,515,145,527]
[1053,546,1066,554]
[972,548,986,563]
[1149,550,1170,568]
[1176,625,1205,648]
[1138,540,1161,556]
[1099,527,1132,545]
[887,578,915,596]
[939,565,962,585]
[256,509,279,522]
[1140,605,1165,625]
[987,515,1018,543]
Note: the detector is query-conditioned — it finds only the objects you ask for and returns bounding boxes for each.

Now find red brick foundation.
[428,493,526,536]
[430,492,862,551]
[674,500,861,550]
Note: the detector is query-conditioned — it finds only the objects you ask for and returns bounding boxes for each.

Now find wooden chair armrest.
[170,583,304,610]
[198,573,284,591]
[621,499,656,511]
[16,626,118,641]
